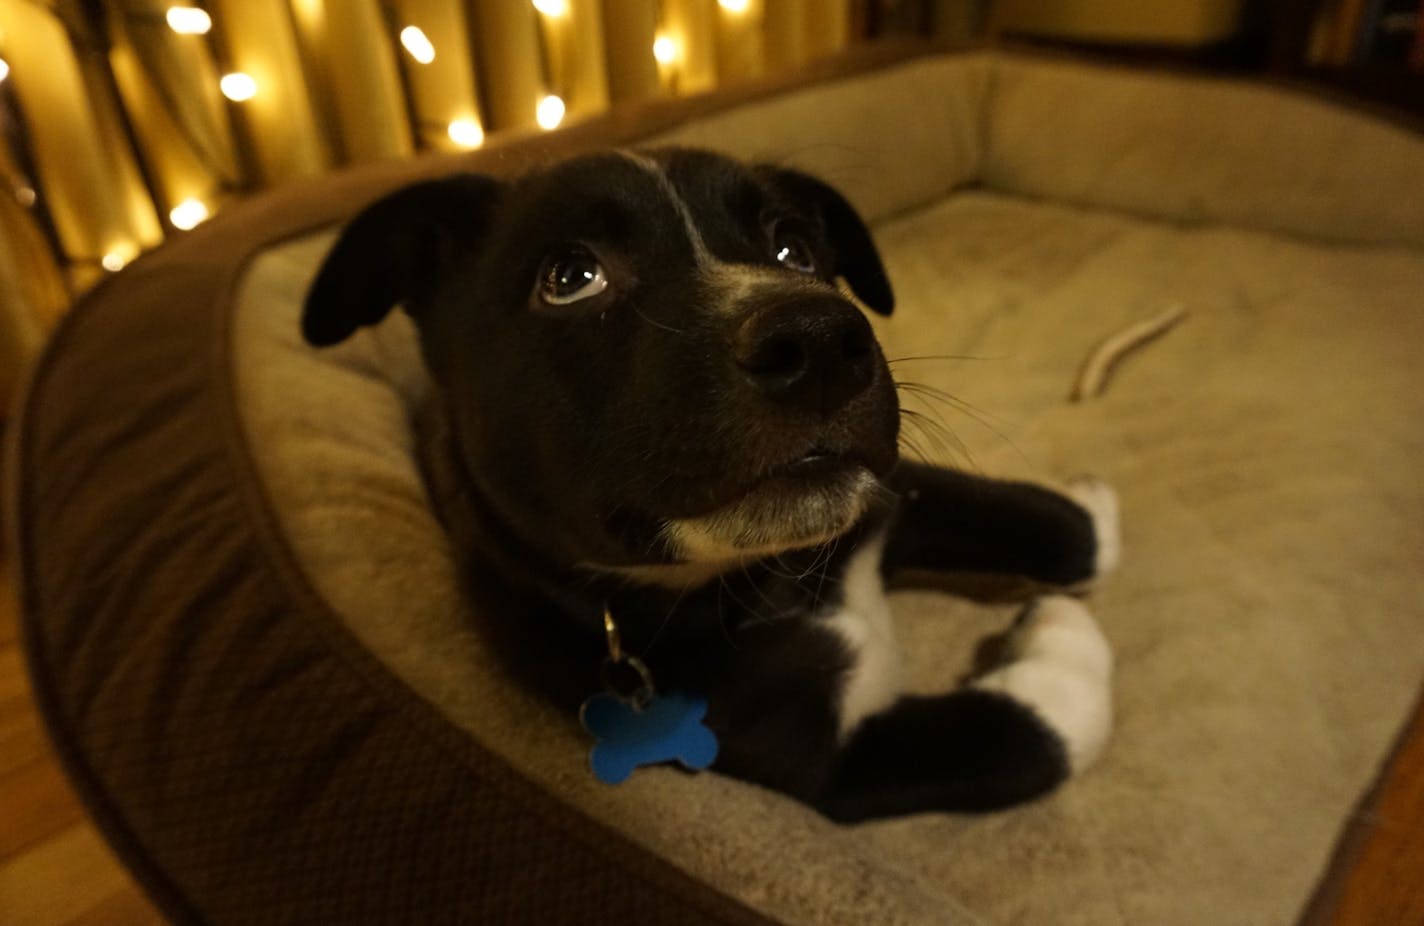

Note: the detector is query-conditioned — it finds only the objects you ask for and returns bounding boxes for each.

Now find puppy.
[302,148,1117,822]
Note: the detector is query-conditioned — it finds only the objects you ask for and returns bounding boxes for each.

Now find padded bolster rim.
[6,274,207,923]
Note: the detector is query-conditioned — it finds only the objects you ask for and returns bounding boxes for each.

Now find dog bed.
[9,48,1424,925]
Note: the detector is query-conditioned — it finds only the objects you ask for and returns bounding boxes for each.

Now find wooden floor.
[0,557,164,925]
[0,542,1421,925]
[1304,693,1424,926]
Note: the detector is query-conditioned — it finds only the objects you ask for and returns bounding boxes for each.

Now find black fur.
[886,461,1099,586]
[303,148,1103,820]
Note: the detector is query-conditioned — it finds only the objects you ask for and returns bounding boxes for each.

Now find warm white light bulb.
[166,6,213,35]
[532,0,568,16]
[0,58,9,83]
[718,0,750,12]
[447,118,484,149]
[536,94,565,131]
[15,186,36,207]
[219,72,257,102]
[170,198,210,231]
[652,35,678,64]
[101,249,132,272]
[400,26,436,64]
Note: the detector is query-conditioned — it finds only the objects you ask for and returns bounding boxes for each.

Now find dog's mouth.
[691,442,875,510]
[653,444,884,563]
[761,445,851,478]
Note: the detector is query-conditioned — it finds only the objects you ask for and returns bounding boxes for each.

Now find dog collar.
[579,605,719,785]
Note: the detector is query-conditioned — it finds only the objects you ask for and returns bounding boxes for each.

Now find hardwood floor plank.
[0,560,166,924]
[0,700,50,779]
[65,887,167,926]
[0,824,147,926]
[0,644,28,704]
[0,559,17,647]
[1319,695,1424,926]
[0,600,16,647]
[0,755,88,861]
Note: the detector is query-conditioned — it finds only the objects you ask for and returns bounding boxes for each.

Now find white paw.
[974,596,1113,773]
[1066,476,1120,580]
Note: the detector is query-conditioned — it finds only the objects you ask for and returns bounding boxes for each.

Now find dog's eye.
[538,247,609,305]
[771,225,817,275]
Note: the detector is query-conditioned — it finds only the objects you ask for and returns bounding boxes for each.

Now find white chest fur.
[824,529,904,740]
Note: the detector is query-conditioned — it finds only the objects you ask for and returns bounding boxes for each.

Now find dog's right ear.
[302,174,501,346]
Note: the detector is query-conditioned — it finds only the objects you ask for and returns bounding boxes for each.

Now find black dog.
[302,148,1117,822]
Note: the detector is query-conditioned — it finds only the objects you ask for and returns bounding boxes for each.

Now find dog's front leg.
[817,595,1113,822]
[881,462,1119,588]
[703,532,1111,821]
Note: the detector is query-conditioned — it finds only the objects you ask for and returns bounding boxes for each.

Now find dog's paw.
[974,596,1113,773]
[1066,476,1120,581]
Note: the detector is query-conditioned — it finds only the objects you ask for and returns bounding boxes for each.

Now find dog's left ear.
[763,168,894,315]
[303,174,502,346]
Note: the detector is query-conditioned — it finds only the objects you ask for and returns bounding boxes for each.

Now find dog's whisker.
[923,416,979,473]
[897,431,932,465]
[885,353,987,365]
[740,562,789,618]
[799,540,837,587]
[899,406,947,448]
[781,545,829,588]
[895,379,1013,432]
[723,568,760,620]
[759,555,803,583]
[896,429,924,460]
[895,378,1030,469]
[641,584,693,656]
[632,303,688,335]
[901,406,959,461]
[810,534,842,605]
[714,578,749,650]
[901,413,974,470]
[901,406,976,470]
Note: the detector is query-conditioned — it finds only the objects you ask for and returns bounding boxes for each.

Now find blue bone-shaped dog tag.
[580,691,719,785]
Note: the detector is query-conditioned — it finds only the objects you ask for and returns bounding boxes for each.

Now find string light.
[0,58,9,83]
[531,0,568,16]
[447,118,484,149]
[219,72,258,102]
[399,26,435,64]
[718,0,750,11]
[536,94,565,130]
[652,35,678,65]
[165,6,213,34]
[101,248,135,272]
[169,198,210,230]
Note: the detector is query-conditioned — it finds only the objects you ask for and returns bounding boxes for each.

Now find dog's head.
[304,148,899,581]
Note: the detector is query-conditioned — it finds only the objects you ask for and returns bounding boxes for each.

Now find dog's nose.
[736,297,876,416]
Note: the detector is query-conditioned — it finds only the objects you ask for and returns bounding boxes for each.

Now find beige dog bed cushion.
[10,49,1424,925]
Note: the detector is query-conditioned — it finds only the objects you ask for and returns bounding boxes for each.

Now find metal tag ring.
[601,655,656,711]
